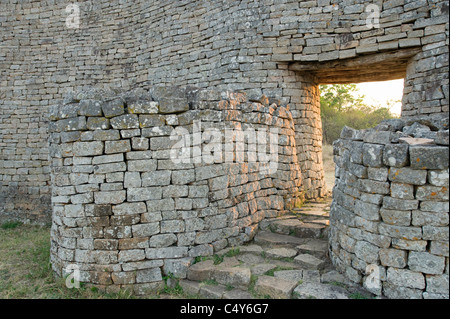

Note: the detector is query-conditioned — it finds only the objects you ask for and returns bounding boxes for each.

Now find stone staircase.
[173,198,375,299]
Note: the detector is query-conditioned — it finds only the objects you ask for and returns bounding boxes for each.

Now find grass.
[201,279,219,286]
[264,266,294,277]
[193,247,241,266]
[1,221,23,230]
[0,223,136,299]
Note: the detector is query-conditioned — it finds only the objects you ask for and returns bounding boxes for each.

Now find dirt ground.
[322,144,335,192]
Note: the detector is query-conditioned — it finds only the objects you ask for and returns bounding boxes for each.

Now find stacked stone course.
[49,86,303,293]
[329,119,449,299]
[2,0,448,222]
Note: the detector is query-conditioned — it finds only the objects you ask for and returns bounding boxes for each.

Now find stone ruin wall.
[49,86,303,293]
[1,0,449,224]
[0,0,449,298]
[330,121,449,299]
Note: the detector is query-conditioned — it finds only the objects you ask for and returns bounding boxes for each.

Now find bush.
[320,84,398,144]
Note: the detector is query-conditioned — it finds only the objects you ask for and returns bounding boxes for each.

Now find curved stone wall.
[49,86,303,293]
[2,0,449,223]
[329,120,449,299]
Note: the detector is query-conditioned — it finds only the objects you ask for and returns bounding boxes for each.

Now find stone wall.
[49,86,303,293]
[1,0,448,223]
[329,120,449,299]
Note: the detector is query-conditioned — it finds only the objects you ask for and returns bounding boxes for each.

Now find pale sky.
[355,79,404,116]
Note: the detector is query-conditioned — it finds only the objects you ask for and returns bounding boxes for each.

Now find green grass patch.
[0,224,136,299]
[264,266,294,277]
[213,254,224,265]
[193,256,213,264]
[201,279,219,286]
[224,247,240,258]
[1,221,23,230]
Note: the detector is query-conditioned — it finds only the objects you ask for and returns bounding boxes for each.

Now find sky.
[355,79,404,116]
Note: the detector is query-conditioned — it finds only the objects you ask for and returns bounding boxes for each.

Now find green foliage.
[224,247,240,258]
[320,84,399,144]
[1,221,23,230]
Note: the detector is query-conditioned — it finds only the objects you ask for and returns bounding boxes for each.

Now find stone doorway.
[288,48,420,199]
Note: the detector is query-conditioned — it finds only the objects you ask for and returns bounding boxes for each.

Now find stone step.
[292,209,330,217]
[293,282,349,299]
[253,231,309,247]
[254,275,298,299]
[267,219,328,239]
[213,267,251,289]
[297,239,329,259]
[294,254,327,270]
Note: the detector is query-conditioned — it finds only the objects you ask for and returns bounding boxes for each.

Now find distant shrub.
[320,84,399,145]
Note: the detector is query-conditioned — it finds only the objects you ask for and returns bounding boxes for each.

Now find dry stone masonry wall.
[1,0,449,223]
[49,86,303,293]
[329,119,449,299]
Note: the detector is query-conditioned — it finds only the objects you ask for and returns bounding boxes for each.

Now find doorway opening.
[289,48,419,195]
[320,79,404,192]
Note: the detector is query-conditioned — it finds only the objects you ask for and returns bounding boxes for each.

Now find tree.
[320,84,398,144]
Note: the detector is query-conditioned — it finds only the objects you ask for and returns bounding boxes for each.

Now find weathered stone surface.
[408,252,446,275]
[321,270,347,285]
[265,248,298,259]
[136,268,163,283]
[380,209,411,226]
[293,282,348,299]
[383,144,409,167]
[199,284,226,299]
[296,240,329,259]
[179,280,201,296]
[410,146,449,170]
[354,241,380,264]
[251,264,278,276]
[387,267,425,289]
[132,223,160,237]
[158,98,189,114]
[380,249,408,268]
[255,275,297,299]
[146,247,188,259]
[426,274,449,294]
[94,191,126,205]
[105,140,131,154]
[294,254,326,270]
[390,183,415,200]
[363,144,384,168]
[149,234,177,248]
[110,114,140,130]
[187,260,215,282]
[128,187,162,202]
[274,270,303,283]
[118,249,145,263]
[416,185,449,201]
[73,142,104,156]
[382,282,423,299]
[382,197,418,211]
[213,267,251,289]
[102,98,125,118]
[428,169,449,187]
[388,167,427,185]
